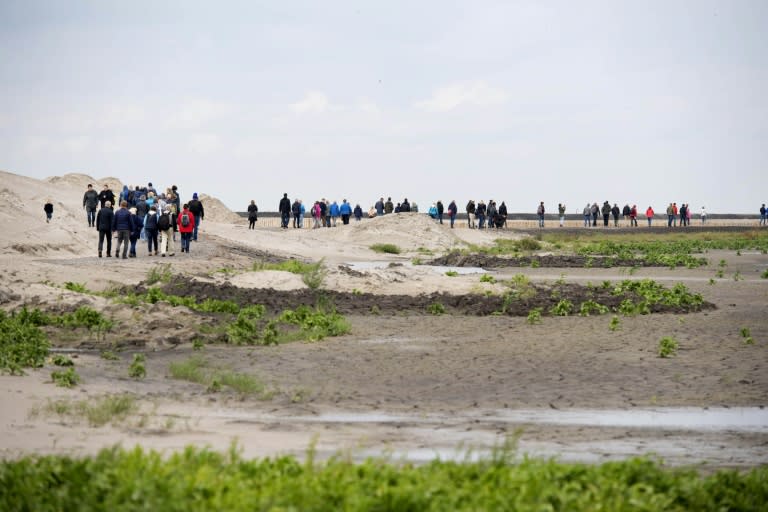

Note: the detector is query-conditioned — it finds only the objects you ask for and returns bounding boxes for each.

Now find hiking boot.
[98,252,102,258]
[161,253,166,257]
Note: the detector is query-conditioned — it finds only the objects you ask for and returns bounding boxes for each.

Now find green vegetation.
[226,304,350,345]
[579,300,610,317]
[479,274,496,284]
[63,281,89,293]
[168,356,269,398]
[100,350,120,361]
[145,263,173,285]
[740,328,755,345]
[2,446,767,511]
[609,315,621,332]
[370,243,402,254]
[128,354,146,379]
[761,269,768,279]
[252,259,327,290]
[427,302,446,315]
[52,354,74,366]
[32,394,138,427]
[526,307,542,325]
[51,367,80,388]
[445,270,459,277]
[658,336,679,358]
[549,299,574,317]
[0,309,50,375]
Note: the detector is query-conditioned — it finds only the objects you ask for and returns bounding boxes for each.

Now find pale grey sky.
[1,0,765,212]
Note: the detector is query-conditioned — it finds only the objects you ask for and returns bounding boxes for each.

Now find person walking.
[700,206,707,224]
[760,204,766,226]
[558,203,566,227]
[591,202,599,227]
[247,200,258,229]
[312,201,322,228]
[375,197,384,216]
[157,208,175,257]
[112,200,135,259]
[128,207,143,258]
[466,200,476,228]
[611,203,620,227]
[601,201,611,227]
[436,200,444,224]
[583,203,591,227]
[537,201,545,228]
[98,185,115,209]
[178,204,195,253]
[339,199,352,225]
[448,200,457,229]
[291,199,301,228]
[188,193,204,240]
[96,201,114,257]
[83,184,99,227]
[43,199,53,223]
[278,193,291,229]
[353,203,363,221]
[630,205,638,227]
[144,205,160,256]
[498,201,507,228]
[646,206,655,227]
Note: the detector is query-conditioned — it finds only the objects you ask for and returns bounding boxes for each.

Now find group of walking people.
[81,182,203,258]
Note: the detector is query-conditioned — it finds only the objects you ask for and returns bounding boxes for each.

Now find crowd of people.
[75,182,203,258]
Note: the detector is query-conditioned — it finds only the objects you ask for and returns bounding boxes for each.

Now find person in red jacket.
[177,204,195,253]
[645,206,654,227]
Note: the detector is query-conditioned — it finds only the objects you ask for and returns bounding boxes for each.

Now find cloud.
[290,92,330,114]
[167,98,234,130]
[414,81,508,112]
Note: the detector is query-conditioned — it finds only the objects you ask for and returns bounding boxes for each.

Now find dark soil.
[150,275,714,317]
[429,253,654,269]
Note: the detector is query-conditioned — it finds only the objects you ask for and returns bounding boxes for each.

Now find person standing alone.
[83,184,99,227]
[43,199,53,223]
[279,193,291,229]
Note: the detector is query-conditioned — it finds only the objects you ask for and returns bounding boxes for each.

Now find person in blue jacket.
[112,200,135,259]
[329,200,340,227]
[339,199,353,225]
[353,204,363,221]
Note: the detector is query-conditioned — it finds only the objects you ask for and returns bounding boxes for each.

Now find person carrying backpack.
[157,208,175,257]
[178,204,195,253]
[144,205,160,256]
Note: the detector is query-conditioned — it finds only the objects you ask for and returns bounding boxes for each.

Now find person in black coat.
[96,201,115,257]
[278,193,291,229]
[247,200,258,229]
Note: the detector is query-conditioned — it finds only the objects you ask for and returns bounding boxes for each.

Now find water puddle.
[283,407,768,433]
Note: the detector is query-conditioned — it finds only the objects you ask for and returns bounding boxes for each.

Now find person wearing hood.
[44,199,53,223]
[187,192,204,240]
[128,207,143,258]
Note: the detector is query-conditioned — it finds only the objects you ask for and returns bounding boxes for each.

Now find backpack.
[144,213,158,230]
[157,213,171,231]
[181,212,191,227]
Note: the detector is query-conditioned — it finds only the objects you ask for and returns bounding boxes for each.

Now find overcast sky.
[1,0,765,213]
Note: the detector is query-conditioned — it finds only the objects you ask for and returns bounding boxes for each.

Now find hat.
[193,193,198,199]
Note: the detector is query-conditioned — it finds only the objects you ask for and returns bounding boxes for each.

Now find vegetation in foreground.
[0,446,766,511]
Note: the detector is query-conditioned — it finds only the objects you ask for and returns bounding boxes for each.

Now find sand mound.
[329,213,461,252]
[199,194,242,223]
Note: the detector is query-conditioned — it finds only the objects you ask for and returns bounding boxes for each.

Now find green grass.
[128,354,146,379]
[445,270,459,277]
[427,302,446,315]
[168,356,268,397]
[32,394,138,427]
[145,263,173,285]
[51,367,80,388]
[2,446,767,511]
[370,243,402,254]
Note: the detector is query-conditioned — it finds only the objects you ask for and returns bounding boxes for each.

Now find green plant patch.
[370,243,401,254]
[52,354,74,366]
[658,336,679,358]
[33,394,138,427]
[51,367,80,388]
[445,270,459,277]
[0,309,51,375]
[168,356,269,398]
[128,354,146,379]
[427,302,446,315]
[2,447,767,511]
[145,263,173,285]
[63,282,89,293]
